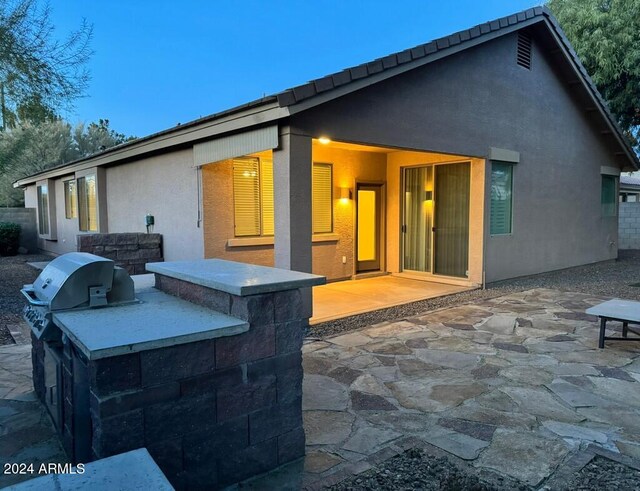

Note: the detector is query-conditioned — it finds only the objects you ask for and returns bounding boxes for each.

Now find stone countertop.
[586,299,640,320]
[53,289,248,360]
[3,448,174,490]
[146,259,326,296]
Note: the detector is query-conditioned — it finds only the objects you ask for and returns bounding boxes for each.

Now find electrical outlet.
[342,256,347,264]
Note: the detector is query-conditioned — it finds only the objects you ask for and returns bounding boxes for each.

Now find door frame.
[354,180,386,276]
[400,160,471,280]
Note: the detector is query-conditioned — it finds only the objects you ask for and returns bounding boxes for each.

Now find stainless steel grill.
[22,252,136,340]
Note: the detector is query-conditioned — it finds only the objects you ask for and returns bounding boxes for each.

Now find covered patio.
[311,275,472,324]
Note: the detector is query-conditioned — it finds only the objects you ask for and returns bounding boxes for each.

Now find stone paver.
[302,288,640,488]
[0,345,67,488]
[4,288,640,489]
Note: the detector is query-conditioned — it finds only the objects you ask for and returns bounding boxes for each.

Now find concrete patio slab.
[311,275,471,323]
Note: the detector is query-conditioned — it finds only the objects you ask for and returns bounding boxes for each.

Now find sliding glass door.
[402,162,470,278]
[403,166,433,272]
[434,163,470,277]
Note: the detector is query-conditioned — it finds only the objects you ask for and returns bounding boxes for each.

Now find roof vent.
[517,32,532,69]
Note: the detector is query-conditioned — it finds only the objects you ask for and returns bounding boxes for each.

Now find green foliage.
[547,0,640,151]
[0,222,21,256]
[0,119,136,206]
[0,0,93,129]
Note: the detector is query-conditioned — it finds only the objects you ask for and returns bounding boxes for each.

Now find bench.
[585,299,640,349]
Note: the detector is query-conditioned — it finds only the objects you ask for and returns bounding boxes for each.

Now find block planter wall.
[144,274,308,488]
[76,233,162,274]
[30,259,323,490]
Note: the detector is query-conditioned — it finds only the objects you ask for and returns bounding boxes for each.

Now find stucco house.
[14,7,638,291]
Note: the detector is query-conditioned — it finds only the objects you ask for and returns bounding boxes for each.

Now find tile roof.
[621,175,640,188]
[275,7,544,106]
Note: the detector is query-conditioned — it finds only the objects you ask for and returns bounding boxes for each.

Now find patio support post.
[273,127,313,314]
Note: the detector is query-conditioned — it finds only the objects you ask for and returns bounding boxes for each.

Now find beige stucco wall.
[202,145,386,281]
[25,176,82,255]
[386,151,485,285]
[106,148,204,261]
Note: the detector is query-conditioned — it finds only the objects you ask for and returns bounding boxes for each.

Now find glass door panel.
[356,184,382,272]
[402,166,433,272]
[434,163,470,277]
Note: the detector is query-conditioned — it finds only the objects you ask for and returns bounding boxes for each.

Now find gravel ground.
[329,448,528,491]
[567,456,640,490]
[329,449,640,491]
[309,250,640,338]
[0,254,51,345]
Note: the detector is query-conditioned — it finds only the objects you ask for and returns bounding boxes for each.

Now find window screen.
[78,175,98,232]
[37,185,50,235]
[64,180,77,219]
[312,163,333,234]
[490,162,513,235]
[601,175,617,217]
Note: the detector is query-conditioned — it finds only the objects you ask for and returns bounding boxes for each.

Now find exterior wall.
[386,151,485,285]
[619,202,640,249]
[202,146,386,281]
[291,32,622,283]
[311,144,386,279]
[0,207,38,253]
[106,148,204,262]
[25,175,80,256]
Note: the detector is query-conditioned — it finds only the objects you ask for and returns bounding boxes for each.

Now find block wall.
[619,203,640,250]
[76,233,162,274]
[88,275,306,489]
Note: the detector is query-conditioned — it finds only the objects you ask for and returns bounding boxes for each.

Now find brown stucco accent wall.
[202,146,386,281]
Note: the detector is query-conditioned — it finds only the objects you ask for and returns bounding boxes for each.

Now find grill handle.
[21,286,48,307]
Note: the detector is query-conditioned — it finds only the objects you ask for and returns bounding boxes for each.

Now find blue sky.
[52,1,541,137]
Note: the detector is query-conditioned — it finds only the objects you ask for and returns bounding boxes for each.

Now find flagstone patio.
[3,287,640,489]
[301,288,640,488]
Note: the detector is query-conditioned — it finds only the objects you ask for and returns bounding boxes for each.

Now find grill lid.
[27,252,115,311]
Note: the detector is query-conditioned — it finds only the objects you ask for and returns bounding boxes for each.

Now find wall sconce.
[424,190,433,201]
[339,187,352,200]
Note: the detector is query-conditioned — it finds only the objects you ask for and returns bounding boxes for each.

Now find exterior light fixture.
[339,187,352,200]
[318,136,331,145]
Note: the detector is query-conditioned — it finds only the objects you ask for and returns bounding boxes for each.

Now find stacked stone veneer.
[76,233,162,274]
[619,202,640,249]
[83,275,305,489]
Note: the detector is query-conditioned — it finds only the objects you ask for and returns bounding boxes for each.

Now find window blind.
[312,163,333,234]
[490,162,513,235]
[260,159,274,235]
[233,158,261,236]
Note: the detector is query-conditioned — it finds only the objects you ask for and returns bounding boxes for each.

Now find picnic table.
[586,299,640,349]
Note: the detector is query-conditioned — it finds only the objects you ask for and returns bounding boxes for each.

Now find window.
[64,180,77,219]
[232,158,274,236]
[601,175,617,216]
[231,158,333,237]
[312,163,333,234]
[490,162,513,235]
[77,175,98,232]
[37,184,50,235]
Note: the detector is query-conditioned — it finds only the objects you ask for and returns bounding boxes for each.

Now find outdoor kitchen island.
[29,256,324,490]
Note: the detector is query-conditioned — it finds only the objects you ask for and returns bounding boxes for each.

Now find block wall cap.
[147,259,326,296]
